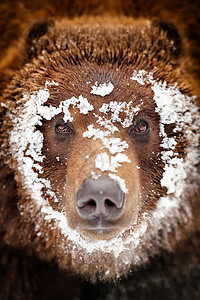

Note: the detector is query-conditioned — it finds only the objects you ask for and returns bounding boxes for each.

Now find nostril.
[105,199,115,208]
[86,199,96,214]
[88,199,96,208]
[78,199,97,215]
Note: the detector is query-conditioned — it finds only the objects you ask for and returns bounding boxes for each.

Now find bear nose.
[76,177,125,222]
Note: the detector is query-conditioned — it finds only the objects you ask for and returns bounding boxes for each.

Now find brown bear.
[0,1,200,299]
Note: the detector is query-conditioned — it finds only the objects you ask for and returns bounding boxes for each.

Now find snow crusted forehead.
[5,71,200,264]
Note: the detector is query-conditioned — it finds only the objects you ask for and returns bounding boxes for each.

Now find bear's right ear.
[0,19,55,92]
[27,20,53,40]
[25,19,54,61]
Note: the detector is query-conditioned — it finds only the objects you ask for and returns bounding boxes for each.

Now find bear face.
[0,18,200,281]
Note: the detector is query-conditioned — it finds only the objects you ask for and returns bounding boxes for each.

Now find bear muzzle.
[76,177,125,231]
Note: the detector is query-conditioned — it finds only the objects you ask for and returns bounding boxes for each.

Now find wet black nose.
[76,177,125,222]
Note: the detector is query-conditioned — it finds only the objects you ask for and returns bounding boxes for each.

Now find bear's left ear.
[153,20,183,60]
[25,19,54,61]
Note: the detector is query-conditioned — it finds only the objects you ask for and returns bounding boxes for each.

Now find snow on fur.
[90,81,114,96]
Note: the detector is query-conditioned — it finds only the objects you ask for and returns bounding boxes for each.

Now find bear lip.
[81,226,118,235]
[79,218,121,234]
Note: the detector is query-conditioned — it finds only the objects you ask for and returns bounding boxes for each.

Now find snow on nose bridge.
[82,126,130,194]
[80,80,144,194]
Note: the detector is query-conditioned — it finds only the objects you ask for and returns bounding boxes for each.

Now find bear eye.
[55,123,72,134]
[131,119,150,135]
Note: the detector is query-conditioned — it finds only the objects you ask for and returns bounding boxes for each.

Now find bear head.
[0,17,200,281]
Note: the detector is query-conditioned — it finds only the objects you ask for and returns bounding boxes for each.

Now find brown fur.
[0,0,199,84]
[0,1,200,299]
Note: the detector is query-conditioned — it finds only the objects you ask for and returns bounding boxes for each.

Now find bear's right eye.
[55,123,73,134]
[131,119,150,135]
